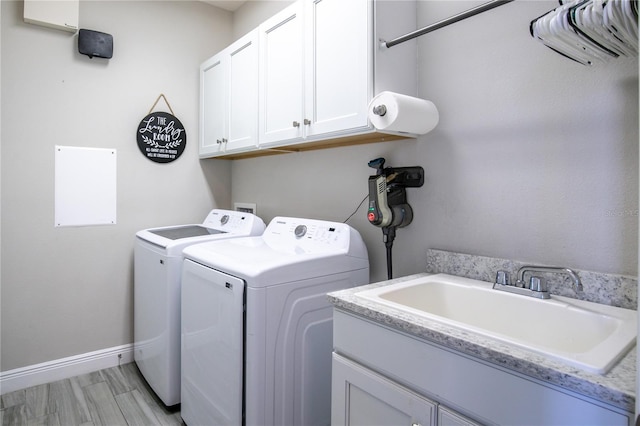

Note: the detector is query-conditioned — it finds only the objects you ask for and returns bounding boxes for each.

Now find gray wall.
[1,0,637,373]
[229,1,639,283]
[1,1,233,371]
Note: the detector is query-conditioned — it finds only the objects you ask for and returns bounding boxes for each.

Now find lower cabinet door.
[332,353,436,426]
[438,406,481,426]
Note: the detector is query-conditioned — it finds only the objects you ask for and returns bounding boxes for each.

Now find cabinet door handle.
[216,139,222,144]
[292,121,300,128]
[303,119,311,125]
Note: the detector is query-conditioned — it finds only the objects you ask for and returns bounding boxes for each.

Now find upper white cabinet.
[258,2,305,145]
[199,30,259,158]
[304,0,370,139]
[200,55,225,157]
[258,0,370,148]
[24,0,79,33]
[200,0,418,159]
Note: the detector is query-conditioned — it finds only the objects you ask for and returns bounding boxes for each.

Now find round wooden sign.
[137,111,186,163]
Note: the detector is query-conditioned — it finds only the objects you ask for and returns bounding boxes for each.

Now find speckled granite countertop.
[328,273,636,413]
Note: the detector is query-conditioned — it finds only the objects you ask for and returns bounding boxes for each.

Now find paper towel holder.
[368,91,439,136]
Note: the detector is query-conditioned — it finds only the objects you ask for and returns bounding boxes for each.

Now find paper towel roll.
[368,91,439,136]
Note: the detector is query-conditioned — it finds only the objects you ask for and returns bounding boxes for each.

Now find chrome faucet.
[493,265,582,300]
[516,265,583,292]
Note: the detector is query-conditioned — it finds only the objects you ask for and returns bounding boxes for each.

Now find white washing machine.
[134,209,265,407]
[181,217,369,426]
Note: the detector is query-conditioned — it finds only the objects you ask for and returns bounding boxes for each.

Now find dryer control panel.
[263,217,353,254]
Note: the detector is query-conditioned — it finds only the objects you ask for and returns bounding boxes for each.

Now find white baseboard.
[0,343,134,394]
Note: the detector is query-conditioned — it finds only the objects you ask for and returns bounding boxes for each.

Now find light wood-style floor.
[0,362,183,426]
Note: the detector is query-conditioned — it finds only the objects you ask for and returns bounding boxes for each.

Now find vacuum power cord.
[343,194,368,223]
[383,226,396,280]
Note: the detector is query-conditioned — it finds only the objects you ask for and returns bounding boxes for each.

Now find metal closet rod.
[383,0,515,48]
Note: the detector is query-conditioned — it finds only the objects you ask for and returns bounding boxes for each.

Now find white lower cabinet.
[333,354,478,426]
[332,354,436,426]
[438,406,480,426]
[331,310,633,426]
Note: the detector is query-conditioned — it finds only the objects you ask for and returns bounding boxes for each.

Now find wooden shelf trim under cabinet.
[205,132,415,160]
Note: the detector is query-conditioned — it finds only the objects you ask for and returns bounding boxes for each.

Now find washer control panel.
[202,209,264,233]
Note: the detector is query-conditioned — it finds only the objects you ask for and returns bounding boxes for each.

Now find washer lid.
[148,225,226,240]
[135,209,266,253]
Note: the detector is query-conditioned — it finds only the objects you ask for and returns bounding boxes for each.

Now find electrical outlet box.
[234,202,257,215]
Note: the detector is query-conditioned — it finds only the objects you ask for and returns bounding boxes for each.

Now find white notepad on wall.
[54,145,117,227]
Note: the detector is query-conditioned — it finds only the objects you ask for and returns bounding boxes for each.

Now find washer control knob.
[294,225,307,238]
[220,214,229,225]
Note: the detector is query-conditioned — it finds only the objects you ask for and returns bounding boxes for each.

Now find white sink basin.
[356,274,637,374]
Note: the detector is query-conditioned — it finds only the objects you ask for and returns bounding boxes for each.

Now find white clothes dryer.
[134,209,265,407]
[181,217,369,426]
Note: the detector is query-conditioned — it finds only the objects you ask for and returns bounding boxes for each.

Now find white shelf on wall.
[24,0,79,33]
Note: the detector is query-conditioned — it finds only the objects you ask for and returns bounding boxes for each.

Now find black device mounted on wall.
[78,29,113,59]
[367,157,424,279]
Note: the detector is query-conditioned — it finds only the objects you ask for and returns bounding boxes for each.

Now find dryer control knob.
[220,214,229,225]
[294,225,307,238]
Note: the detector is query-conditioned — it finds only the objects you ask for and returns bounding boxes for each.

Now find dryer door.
[181,259,245,426]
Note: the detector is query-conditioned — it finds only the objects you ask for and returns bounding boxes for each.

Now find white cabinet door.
[259,0,371,148]
[305,0,371,138]
[438,406,481,426]
[200,54,227,157]
[24,0,79,32]
[200,31,259,158]
[227,31,259,151]
[332,353,436,426]
[258,2,305,146]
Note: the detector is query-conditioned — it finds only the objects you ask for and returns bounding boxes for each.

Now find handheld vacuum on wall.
[367,157,424,279]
